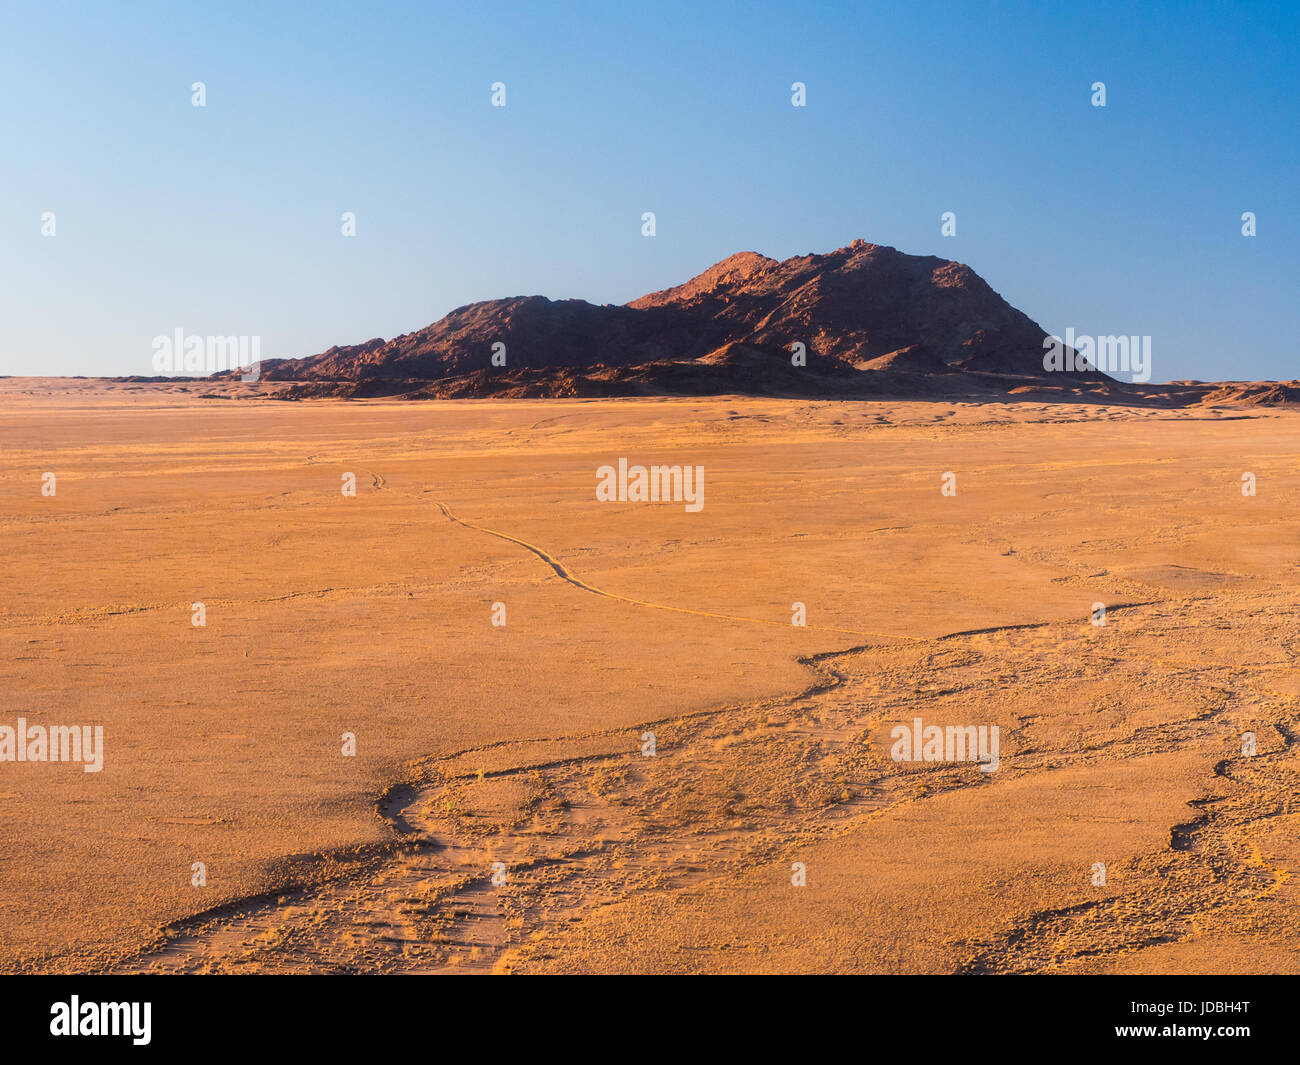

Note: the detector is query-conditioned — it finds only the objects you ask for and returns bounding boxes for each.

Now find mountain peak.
[629,251,778,309]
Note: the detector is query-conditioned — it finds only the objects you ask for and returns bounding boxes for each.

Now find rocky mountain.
[236,241,1110,399]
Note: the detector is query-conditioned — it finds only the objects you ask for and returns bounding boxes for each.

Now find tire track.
[431,497,907,641]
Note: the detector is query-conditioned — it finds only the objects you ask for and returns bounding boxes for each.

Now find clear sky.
[1,0,1295,381]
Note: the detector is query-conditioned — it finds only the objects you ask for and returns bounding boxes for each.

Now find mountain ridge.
[221,241,1114,399]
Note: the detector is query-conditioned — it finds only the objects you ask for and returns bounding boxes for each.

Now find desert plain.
[1,378,1298,974]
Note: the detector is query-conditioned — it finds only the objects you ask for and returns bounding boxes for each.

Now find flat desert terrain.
[1,379,1298,974]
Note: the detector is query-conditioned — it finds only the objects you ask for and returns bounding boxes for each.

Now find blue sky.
[1,0,1295,381]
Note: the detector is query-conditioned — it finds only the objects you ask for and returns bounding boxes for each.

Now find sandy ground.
[0,378,1297,974]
